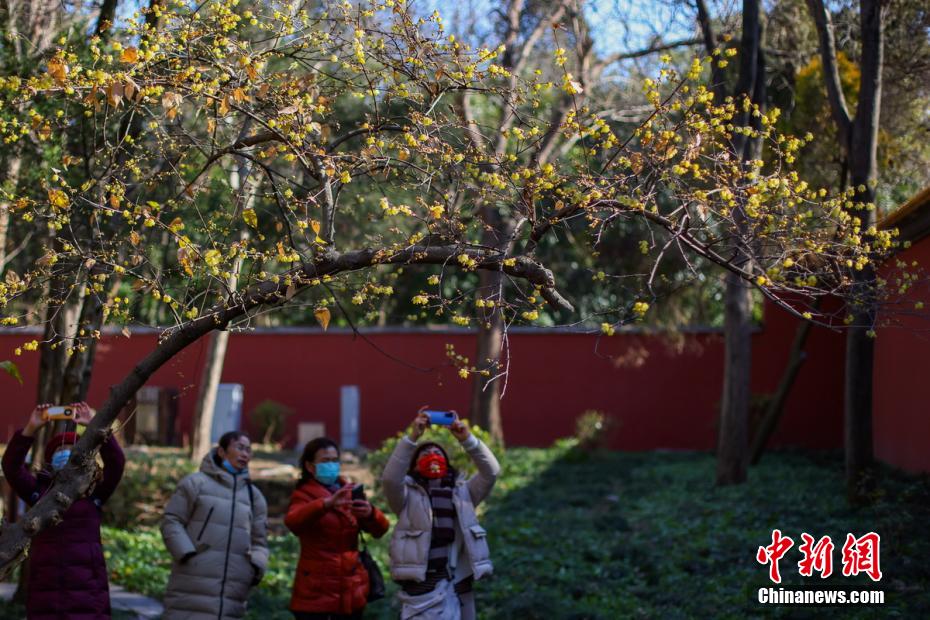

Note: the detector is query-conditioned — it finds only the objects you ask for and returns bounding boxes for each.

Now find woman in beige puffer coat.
[161,431,269,619]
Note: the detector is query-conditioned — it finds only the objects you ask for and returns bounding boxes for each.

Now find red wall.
[874,236,930,472]
[0,301,845,452]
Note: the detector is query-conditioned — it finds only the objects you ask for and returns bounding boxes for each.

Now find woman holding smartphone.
[286,437,390,620]
[2,402,125,619]
[381,408,501,620]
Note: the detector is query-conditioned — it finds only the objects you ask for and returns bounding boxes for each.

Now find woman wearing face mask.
[161,431,269,620]
[285,437,390,620]
[1,402,126,619]
[381,409,500,620]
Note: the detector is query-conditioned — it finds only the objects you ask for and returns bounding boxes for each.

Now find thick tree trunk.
[845,304,875,499]
[844,0,884,502]
[807,0,885,504]
[94,0,120,36]
[471,270,505,443]
[190,162,253,461]
[713,0,763,486]
[190,330,231,462]
[469,190,511,443]
[717,272,753,484]
[60,285,106,403]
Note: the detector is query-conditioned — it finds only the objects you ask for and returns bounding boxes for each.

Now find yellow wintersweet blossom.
[632,302,649,317]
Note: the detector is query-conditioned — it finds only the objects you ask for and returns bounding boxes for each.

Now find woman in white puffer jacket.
[381,410,500,620]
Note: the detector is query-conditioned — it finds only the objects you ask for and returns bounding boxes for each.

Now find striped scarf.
[401,475,456,595]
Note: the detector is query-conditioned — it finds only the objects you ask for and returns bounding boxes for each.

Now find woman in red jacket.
[286,437,390,620]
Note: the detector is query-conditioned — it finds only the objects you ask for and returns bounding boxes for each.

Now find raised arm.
[2,431,39,504]
[450,419,500,507]
[1,405,52,505]
[381,412,428,515]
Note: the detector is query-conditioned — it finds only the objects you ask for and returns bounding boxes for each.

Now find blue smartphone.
[426,410,456,426]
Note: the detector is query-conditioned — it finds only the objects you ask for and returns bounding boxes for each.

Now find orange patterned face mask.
[416,453,448,479]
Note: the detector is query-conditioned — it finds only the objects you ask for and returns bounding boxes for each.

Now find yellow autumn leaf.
[177,247,194,276]
[243,208,258,228]
[314,307,331,330]
[120,47,139,64]
[48,189,69,210]
[47,58,68,85]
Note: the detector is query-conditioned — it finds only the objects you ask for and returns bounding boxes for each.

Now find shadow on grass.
[471,448,930,620]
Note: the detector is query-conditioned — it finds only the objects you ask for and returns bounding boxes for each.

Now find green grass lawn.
[5,446,930,619]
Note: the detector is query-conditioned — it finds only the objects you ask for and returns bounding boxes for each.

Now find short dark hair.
[298,437,339,486]
[218,431,249,450]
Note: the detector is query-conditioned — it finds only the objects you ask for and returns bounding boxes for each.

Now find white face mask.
[51,449,71,471]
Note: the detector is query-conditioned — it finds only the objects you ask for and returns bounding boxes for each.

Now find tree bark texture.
[807,0,886,502]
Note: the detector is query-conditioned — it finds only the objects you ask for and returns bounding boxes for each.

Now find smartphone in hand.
[351,484,366,501]
[425,410,456,426]
[45,406,75,421]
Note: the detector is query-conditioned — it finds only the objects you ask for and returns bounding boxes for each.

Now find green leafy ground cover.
[4,446,930,619]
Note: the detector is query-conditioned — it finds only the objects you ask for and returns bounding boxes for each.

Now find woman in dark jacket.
[1,402,126,620]
[285,437,390,620]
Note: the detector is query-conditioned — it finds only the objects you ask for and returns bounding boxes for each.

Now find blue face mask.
[314,461,340,485]
[51,450,71,471]
[222,459,245,475]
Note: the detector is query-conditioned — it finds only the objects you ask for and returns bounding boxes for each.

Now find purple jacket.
[2,429,126,620]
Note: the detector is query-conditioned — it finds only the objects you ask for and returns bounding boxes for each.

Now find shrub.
[249,400,294,446]
[365,420,503,490]
[104,448,197,528]
[573,410,616,452]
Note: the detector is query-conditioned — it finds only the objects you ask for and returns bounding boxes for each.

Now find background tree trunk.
[698,0,765,485]
[471,269,505,442]
[189,160,254,461]
[750,316,814,464]
[717,272,753,484]
[807,0,885,502]
[190,329,231,462]
[0,157,22,273]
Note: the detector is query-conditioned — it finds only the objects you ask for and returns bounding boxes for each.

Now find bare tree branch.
[805,0,854,146]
